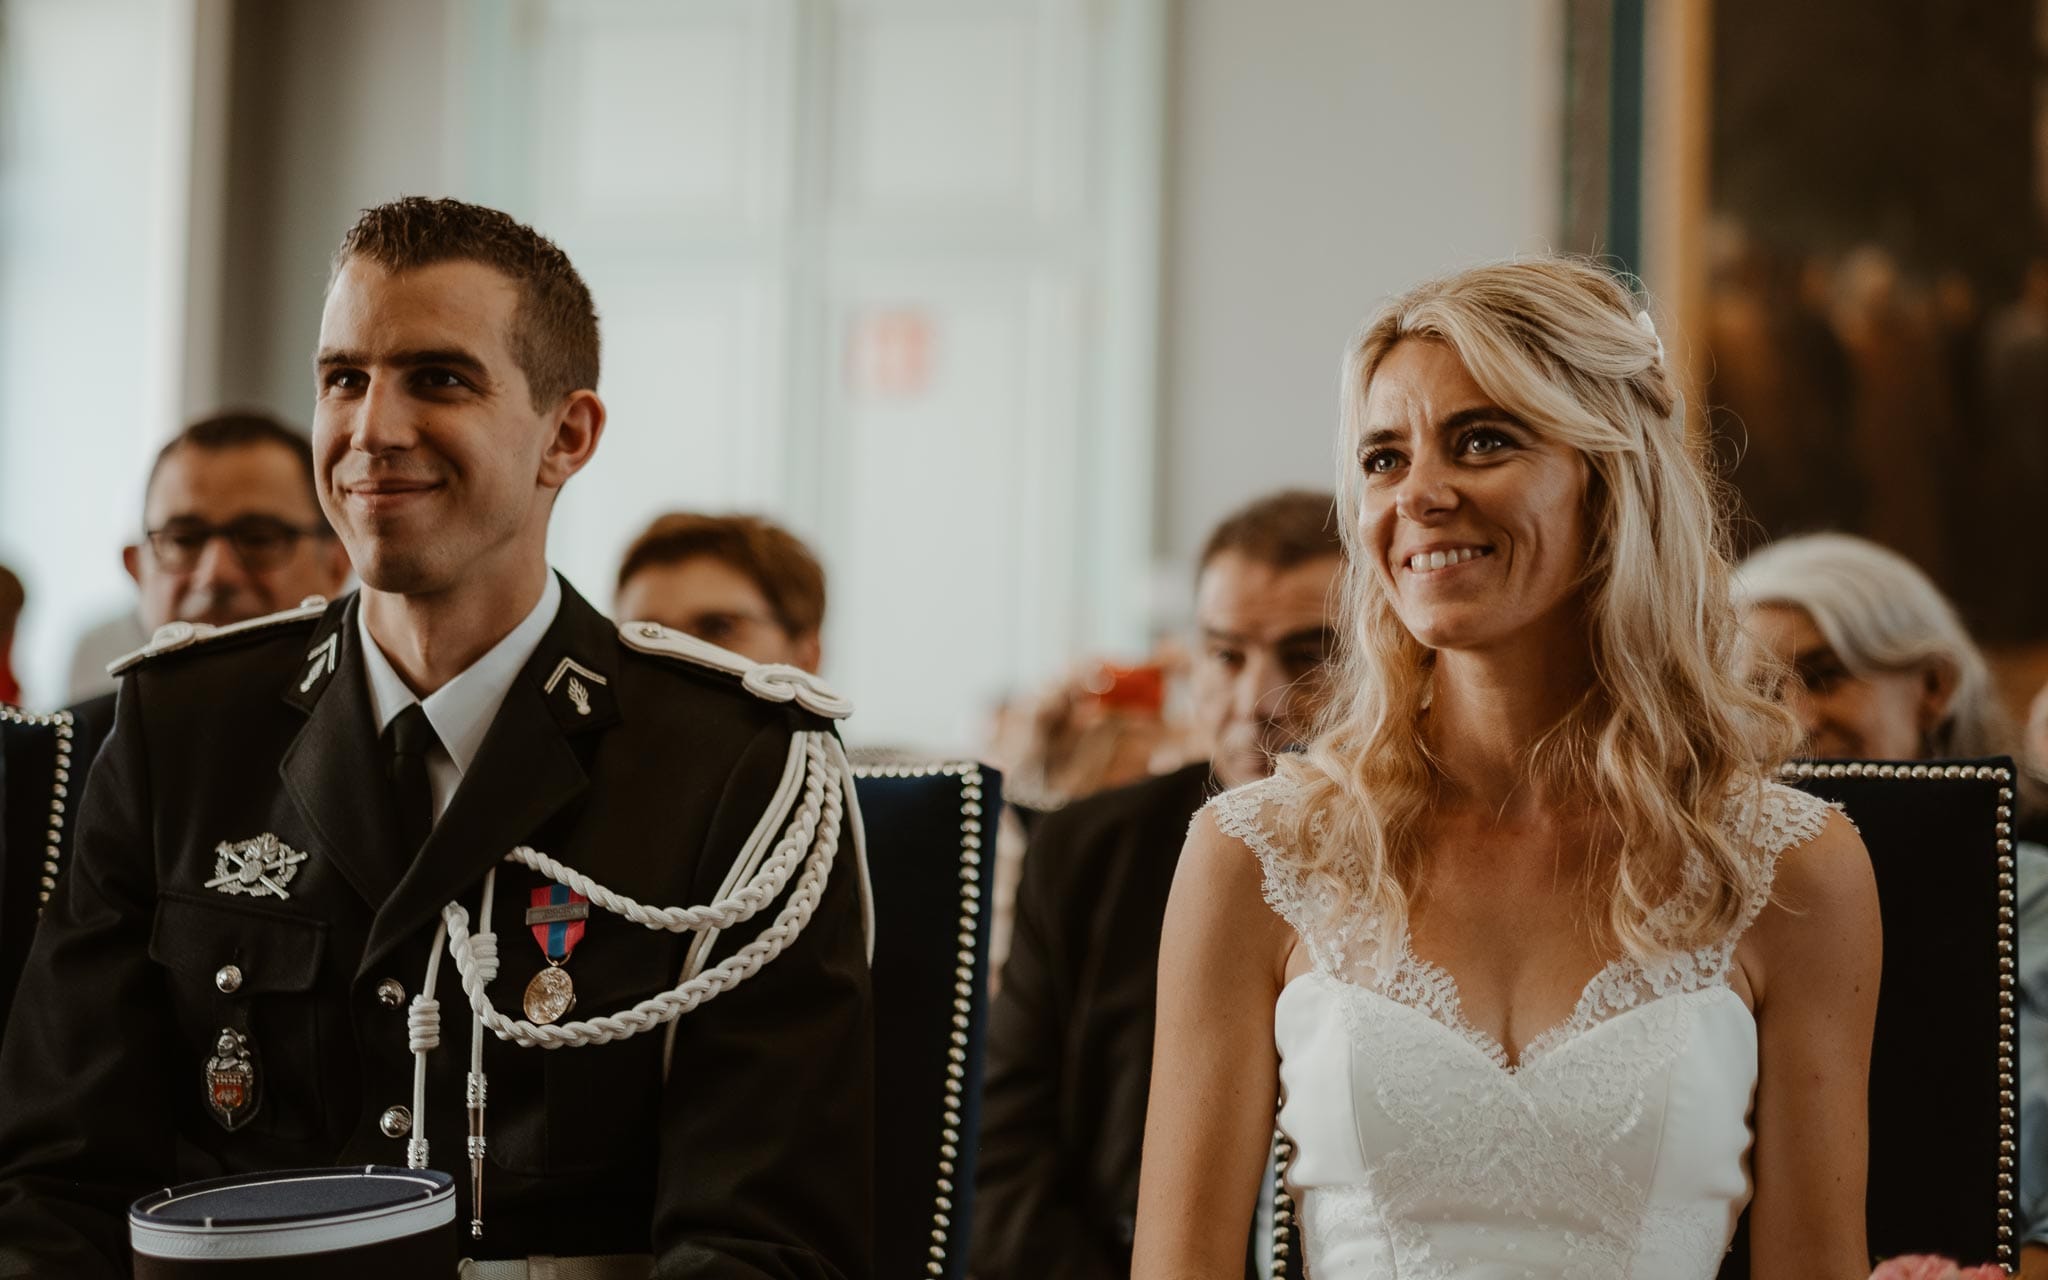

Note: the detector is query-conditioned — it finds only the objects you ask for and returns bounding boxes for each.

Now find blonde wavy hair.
[1279,257,1801,963]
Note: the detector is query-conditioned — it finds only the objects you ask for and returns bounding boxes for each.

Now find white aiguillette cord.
[402,730,873,1239]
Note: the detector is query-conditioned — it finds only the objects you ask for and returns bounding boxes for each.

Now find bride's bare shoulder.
[1745,803,1880,1006]
[1170,777,1305,987]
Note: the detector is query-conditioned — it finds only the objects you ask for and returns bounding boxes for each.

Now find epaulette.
[107,597,330,677]
[617,619,852,721]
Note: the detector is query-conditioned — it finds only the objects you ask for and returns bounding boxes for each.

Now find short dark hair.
[332,196,599,410]
[1198,489,1343,575]
[145,412,327,533]
[617,513,827,637]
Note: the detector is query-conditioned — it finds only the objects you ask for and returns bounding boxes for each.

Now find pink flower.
[1868,1256,2007,1280]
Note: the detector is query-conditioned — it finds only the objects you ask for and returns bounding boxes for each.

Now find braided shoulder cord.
[438,729,845,1050]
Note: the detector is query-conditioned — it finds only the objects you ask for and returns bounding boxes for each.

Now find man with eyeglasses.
[63,413,354,837]
[124,413,355,635]
[0,417,352,1059]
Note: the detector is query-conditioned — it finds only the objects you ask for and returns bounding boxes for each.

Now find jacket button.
[379,1105,412,1139]
[215,965,243,994]
[375,978,406,1007]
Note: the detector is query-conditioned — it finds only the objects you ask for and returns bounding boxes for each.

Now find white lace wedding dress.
[1209,773,1837,1279]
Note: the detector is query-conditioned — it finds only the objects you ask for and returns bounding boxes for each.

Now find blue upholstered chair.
[853,761,1001,1280]
[1718,759,2021,1276]
[1264,760,2021,1278]
[0,707,77,1045]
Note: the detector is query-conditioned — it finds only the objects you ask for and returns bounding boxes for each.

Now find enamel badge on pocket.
[204,1028,260,1131]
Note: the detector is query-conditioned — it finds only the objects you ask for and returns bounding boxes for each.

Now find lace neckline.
[1366,922,1729,1074]
[1215,772,1838,1076]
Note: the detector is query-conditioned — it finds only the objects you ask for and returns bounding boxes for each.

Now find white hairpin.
[1634,309,1665,366]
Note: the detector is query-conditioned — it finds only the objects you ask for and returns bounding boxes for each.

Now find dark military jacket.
[0,581,874,1278]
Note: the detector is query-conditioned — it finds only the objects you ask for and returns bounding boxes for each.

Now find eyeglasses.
[144,516,331,573]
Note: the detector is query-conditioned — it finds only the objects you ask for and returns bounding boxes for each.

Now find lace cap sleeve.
[1204,773,1346,968]
[1721,779,1846,930]
[1737,779,1840,855]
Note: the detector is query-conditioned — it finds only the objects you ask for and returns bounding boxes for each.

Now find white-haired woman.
[1134,258,1881,1279]
[1736,532,2014,762]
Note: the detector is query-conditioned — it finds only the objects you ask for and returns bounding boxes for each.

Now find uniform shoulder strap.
[107,597,330,677]
[616,620,852,721]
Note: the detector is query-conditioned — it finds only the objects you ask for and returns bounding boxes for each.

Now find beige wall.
[214,0,458,421]
[206,0,1567,568]
[1157,0,1564,569]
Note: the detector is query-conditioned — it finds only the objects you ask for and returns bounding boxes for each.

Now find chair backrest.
[0,707,75,1040]
[1263,760,2019,1277]
[854,762,1000,1280]
[1719,759,2019,1277]
[1266,1128,1304,1280]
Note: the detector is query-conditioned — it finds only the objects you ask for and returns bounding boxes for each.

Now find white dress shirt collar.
[358,571,563,782]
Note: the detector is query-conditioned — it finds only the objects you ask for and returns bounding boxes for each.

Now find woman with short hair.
[1135,257,1881,1278]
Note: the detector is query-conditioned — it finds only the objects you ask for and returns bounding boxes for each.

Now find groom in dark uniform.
[0,197,872,1278]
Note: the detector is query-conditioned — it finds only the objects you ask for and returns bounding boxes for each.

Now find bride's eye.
[1460,428,1513,456]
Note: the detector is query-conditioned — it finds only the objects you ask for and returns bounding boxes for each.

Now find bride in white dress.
[1133,258,1882,1279]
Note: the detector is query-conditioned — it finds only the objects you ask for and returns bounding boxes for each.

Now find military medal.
[523,885,588,1024]
[204,1027,259,1130]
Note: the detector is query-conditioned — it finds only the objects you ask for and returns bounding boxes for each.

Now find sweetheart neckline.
[1277,966,1754,1077]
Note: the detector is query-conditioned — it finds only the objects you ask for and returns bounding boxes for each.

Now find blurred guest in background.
[615,511,825,672]
[2023,679,2048,847]
[1735,532,2013,762]
[64,413,354,764]
[0,566,21,707]
[122,412,353,635]
[971,488,1341,1280]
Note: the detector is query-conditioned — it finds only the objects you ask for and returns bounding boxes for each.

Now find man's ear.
[793,630,823,676]
[122,544,143,587]
[538,390,606,491]
[1917,657,1961,738]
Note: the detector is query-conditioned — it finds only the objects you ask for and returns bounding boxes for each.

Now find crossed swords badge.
[206,833,310,900]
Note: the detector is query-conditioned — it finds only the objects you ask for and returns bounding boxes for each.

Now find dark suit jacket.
[972,762,1255,1280]
[0,582,873,1279]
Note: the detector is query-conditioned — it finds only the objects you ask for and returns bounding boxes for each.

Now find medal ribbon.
[528,885,587,963]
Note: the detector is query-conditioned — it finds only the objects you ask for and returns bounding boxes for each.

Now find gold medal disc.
[522,965,576,1024]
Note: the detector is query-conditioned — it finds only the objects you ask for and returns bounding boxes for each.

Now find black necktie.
[384,703,440,862]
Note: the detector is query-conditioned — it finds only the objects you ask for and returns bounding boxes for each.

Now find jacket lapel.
[359,580,621,976]
[278,594,407,908]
